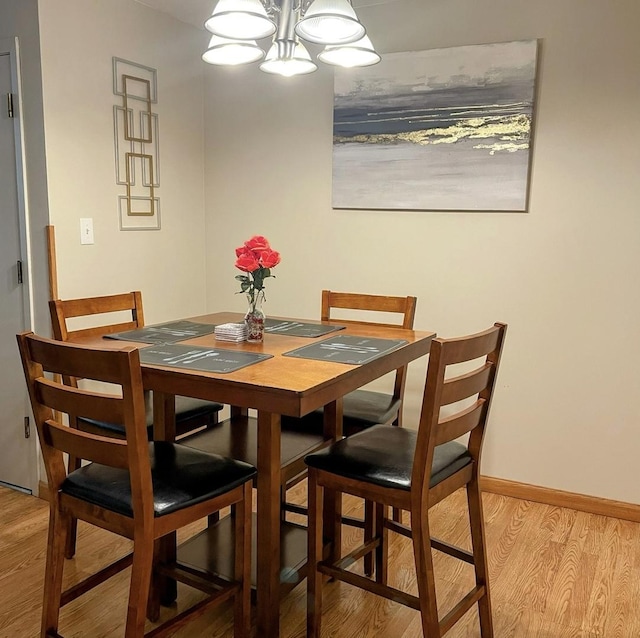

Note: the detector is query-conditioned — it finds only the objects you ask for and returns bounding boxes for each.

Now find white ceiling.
[133,0,398,30]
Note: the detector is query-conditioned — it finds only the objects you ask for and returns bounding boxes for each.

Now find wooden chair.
[282,291,417,570]
[315,290,417,432]
[17,332,255,638]
[305,323,507,637]
[49,292,225,557]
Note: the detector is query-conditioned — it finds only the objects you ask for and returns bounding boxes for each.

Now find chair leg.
[64,455,81,559]
[467,478,494,637]
[374,502,388,585]
[146,541,161,623]
[307,470,324,638]
[125,529,155,638]
[363,498,375,576]
[411,509,440,637]
[41,506,68,638]
[391,507,403,523]
[233,482,252,637]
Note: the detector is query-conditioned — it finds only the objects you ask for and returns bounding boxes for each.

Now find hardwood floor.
[1,483,639,637]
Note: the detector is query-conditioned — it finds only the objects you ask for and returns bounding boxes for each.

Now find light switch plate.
[80,218,94,245]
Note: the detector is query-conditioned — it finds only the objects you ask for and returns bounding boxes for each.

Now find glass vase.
[245,290,266,343]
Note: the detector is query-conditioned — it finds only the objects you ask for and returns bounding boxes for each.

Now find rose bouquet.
[235,236,281,341]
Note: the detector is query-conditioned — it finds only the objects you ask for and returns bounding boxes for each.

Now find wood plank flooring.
[1,483,639,637]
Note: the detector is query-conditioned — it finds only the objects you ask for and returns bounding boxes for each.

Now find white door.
[0,41,37,493]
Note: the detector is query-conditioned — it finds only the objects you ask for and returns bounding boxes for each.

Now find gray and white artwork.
[332,40,539,212]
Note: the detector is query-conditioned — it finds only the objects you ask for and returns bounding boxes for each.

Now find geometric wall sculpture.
[112,57,161,229]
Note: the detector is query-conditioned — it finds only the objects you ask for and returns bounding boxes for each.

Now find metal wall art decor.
[112,58,161,230]
[332,40,539,212]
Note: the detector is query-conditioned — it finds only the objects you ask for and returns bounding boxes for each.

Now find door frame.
[1,36,39,494]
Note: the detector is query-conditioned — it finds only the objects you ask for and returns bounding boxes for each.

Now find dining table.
[69,310,435,638]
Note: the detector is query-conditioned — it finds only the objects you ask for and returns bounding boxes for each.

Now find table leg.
[256,410,282,638]
[323,400,343,563]
[230,405,248,418]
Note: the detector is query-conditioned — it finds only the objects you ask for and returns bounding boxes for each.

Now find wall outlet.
[80,218,94,245]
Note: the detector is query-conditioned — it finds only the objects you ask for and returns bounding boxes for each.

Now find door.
[0,41,36,493]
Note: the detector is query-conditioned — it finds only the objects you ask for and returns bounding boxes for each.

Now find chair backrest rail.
[43,419,129,469]
[441,363,494,406]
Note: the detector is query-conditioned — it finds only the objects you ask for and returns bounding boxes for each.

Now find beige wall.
[202,0,640,502]
[37,0,208,323]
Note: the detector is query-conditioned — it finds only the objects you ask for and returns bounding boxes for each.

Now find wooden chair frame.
[284,290,417,573]
[49,292,222,558]
[307,323,507,638]
[320,290,417,428]
[17,332,252,638]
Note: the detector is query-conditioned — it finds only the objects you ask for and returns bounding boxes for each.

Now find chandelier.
[202,0,380,77]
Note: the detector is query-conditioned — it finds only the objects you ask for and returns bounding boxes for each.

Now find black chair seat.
[62,441,256,517]
[282,390,401,437]
[305,424,472,491]
[78,393,223,437]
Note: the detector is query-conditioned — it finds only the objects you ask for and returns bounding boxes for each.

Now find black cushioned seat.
[283,390,401,438]
[63,441,256,518]
[78,394,221,438]
[305,424,472,491]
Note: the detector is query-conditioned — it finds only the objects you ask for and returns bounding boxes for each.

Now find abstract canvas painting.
[332,40,539,212]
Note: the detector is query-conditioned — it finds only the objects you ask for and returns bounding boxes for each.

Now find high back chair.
[305,323,507,637]
[49,292,223,438]
[282,290,417,570]
[49,291,224,558]
[17,332,255,638]
[318,290,417,432]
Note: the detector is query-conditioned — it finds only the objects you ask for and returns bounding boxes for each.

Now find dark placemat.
[283,334,408,365]
[139,344,272,373]
[264,318,345,338]
[104,320,216,344]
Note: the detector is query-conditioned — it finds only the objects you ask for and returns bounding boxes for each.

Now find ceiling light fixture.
[202,0,380,76]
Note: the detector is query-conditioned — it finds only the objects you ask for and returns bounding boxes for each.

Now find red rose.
[244,235,271,253]
[259,249,281,269]
[235,252,260,272]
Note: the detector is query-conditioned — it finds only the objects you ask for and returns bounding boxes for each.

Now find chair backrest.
[321,290,417,404]
[49,291,144,342]
[412,323,507,497]
[321,290,417,329]
[16,332,153,510]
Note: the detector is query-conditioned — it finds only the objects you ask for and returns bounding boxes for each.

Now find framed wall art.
[332,39,539,212]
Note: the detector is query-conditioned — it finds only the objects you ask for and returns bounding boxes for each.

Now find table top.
[72,311,435,418]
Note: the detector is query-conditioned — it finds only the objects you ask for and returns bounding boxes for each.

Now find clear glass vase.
[245,289,266,343]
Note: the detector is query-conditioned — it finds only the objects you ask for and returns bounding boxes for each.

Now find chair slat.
[28,336,136,385]
[43,420,129,469]
[55,293,141,319]
[435,400,486,446]
[440,326,501,365]
[441,363,494,406]
[321,290,417,329]
[66,321,139,339]
[36,378,124,425]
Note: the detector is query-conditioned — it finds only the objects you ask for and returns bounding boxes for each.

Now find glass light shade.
[317,35,380,67]
[259,41,317,76]
[295,0,365,45]
[202,35,265,65]
[204,0,276,40]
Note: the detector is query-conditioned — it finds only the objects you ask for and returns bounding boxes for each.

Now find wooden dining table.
[70,311,434,638]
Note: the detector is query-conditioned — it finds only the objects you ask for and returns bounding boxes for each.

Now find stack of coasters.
[214,322,248,342]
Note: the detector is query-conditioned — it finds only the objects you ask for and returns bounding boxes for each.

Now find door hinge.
[17,260,23,284]
[7,93,14,118]
[24,416,30,439]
